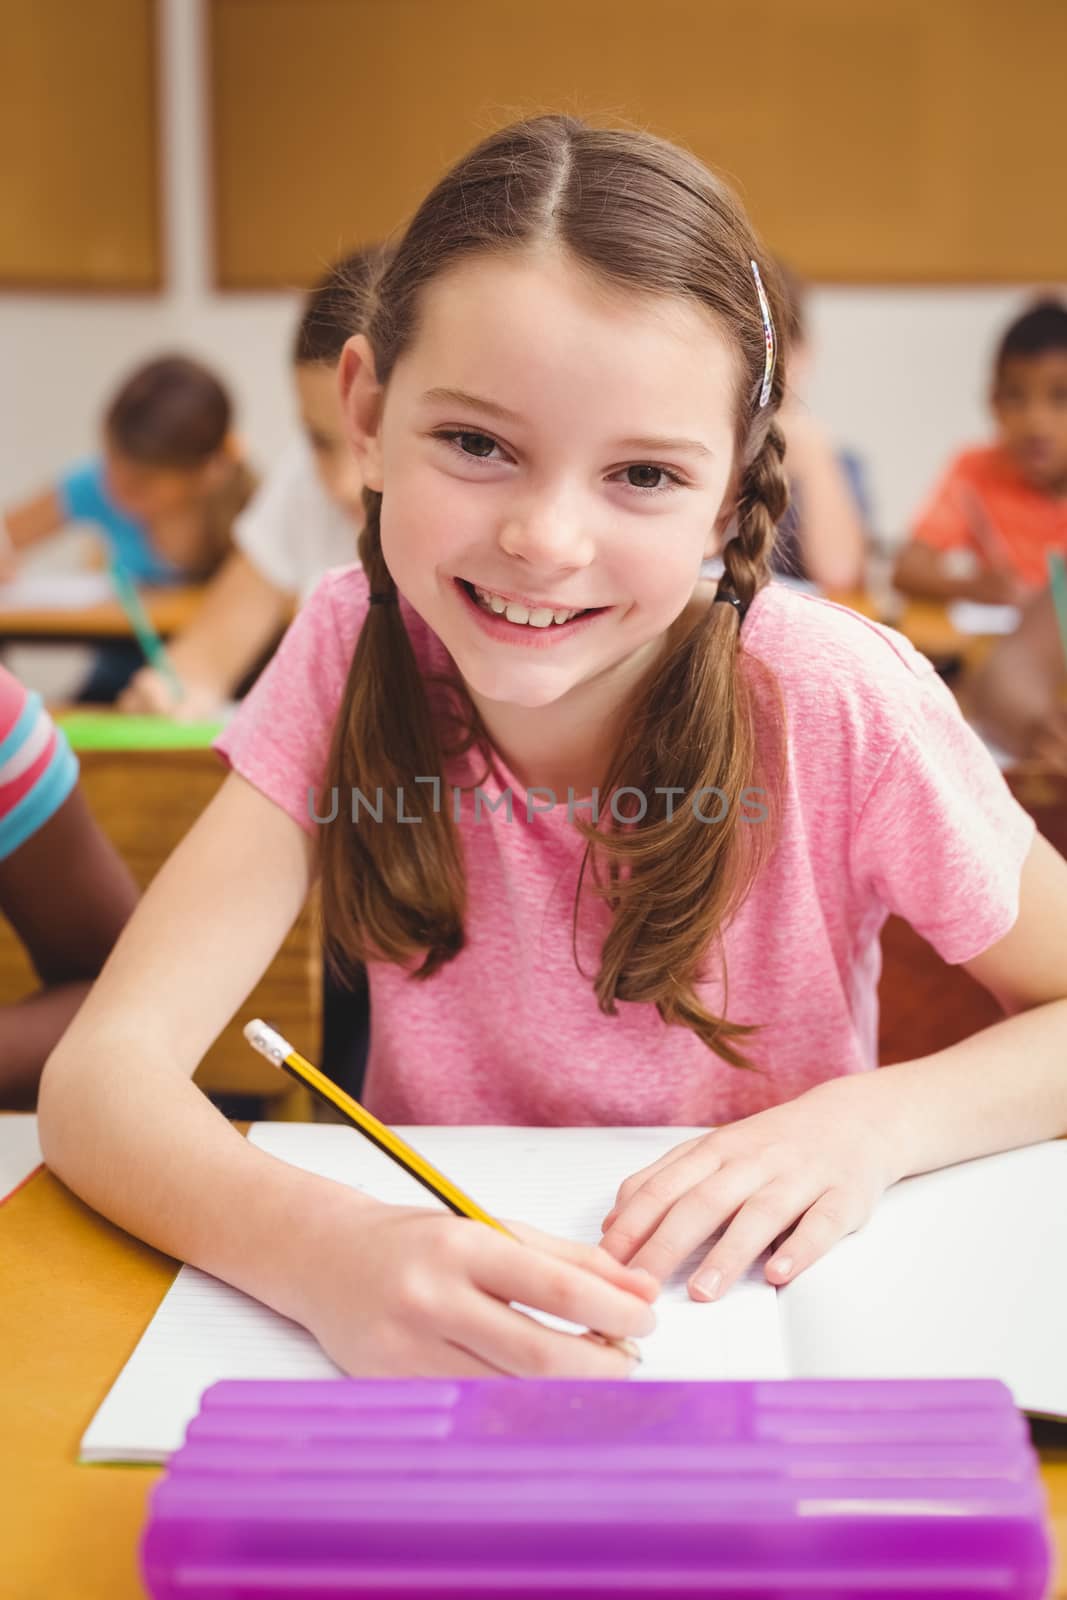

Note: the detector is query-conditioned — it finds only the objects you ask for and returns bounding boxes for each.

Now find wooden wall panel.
[0,0,161,290]
[209,0,1067,288]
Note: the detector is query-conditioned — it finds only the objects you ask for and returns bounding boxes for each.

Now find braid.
[720,422,789,615]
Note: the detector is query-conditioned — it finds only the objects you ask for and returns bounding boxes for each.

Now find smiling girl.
[39,117,1067,1378]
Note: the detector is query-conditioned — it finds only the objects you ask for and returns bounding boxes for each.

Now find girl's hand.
[118,666,182,715]
[965,567,1028,607]
[118,667,220,721]
[295,1195,659,1378]
[1027,705,1067,776]
[598,1079,903,1300]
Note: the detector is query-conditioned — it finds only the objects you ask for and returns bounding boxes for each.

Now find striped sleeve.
[0,667,79,862]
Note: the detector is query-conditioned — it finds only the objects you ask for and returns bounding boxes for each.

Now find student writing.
[40,118,1067,1379]
[1,354,253,588]
[894,300,1067,605]
[119,252,383,718]
[1,355,257,702]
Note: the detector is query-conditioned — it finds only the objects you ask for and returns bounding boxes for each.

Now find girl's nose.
[497,499,595,568]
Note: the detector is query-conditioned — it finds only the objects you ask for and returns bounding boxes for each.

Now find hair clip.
[369,591,397,605]
[750,260,777,409]
[713,589,748,622]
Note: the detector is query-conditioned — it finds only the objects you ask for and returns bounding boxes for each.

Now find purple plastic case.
[141,1377,1052,1598]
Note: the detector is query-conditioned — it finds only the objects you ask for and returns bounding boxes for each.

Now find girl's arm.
[1,488,67,576]
[119,551,290,715]
[962,588,1067,763]
[600,831,1067,1296]
[874,829,1067,1172]
[38,773,324,1313]
[38,775,654,1374]
[779,408,867,591]
[892,539,1026,606]
[0,786,138,1106]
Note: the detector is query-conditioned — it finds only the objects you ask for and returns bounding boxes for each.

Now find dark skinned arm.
[0,787,138,1107]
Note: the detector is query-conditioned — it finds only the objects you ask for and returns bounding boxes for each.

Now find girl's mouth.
[456,578,607,634]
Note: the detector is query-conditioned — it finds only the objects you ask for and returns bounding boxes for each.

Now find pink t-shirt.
[216,566,1034,1126]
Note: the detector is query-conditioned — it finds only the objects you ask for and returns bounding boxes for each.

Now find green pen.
[108,561,184,703]
[1047,552,1067,674]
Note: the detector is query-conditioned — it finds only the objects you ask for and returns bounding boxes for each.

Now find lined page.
[779,1142,1067,1419]
[80,1125,784,1463]
[0,1114,43,1201]
[249,1125,785,1386]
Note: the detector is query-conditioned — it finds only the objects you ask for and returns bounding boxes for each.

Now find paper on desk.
[79,1125,784,1463]
[0,573,116,611]
[0,1114,43,1200]
[777,1141,1067,1420]
[947,600,1022,636]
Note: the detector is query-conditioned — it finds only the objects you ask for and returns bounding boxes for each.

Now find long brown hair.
[320,115,789,1065]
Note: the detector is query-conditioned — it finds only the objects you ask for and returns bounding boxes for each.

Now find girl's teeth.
[472,583,583,626]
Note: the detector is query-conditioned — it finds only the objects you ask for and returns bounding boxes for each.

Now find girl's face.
[344,249,739,712]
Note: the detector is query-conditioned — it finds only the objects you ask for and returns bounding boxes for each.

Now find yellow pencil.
[244,1019,640,1362]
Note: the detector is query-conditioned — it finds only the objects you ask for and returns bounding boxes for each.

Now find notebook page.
[779,1141,1067,1418]
[0,1114,43,1200]
[80,1125,784,1463]
[248,1124,786,1386]
[79,1268,339,1461]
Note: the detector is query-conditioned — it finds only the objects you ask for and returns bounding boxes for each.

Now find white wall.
[0,0,1048,544]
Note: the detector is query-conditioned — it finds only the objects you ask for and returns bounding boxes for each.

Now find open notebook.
[80,1126,1067,1462]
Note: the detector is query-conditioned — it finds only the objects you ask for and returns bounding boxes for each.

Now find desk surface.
[0,583,205,643]
[824,589,999,671]
[2,1152,1065,1600]
[0,581,995,661]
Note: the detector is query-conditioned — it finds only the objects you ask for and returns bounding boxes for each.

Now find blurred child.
[119,250,384,718]
[0,665,136,1107]
[40,118,1067,1380]
[1,354,254,586]
[772,262,868,591]
[894,300,1067,604]
[962,583,1067,771]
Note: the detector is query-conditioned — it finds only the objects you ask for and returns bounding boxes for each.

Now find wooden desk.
[0,737,320,1114]
[896,599,999,673]
[824,588,1001,674]
[2,1157,1064,1600]
[0,584,205,645]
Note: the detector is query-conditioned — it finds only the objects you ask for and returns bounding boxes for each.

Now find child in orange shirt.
[894,300,1067,604]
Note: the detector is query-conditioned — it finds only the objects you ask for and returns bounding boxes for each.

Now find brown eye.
[458,432,497,458]
[627,465,664,489]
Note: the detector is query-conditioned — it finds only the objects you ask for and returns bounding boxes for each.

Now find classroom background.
[1,0,1063,545]
[4,7,1067,1594]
